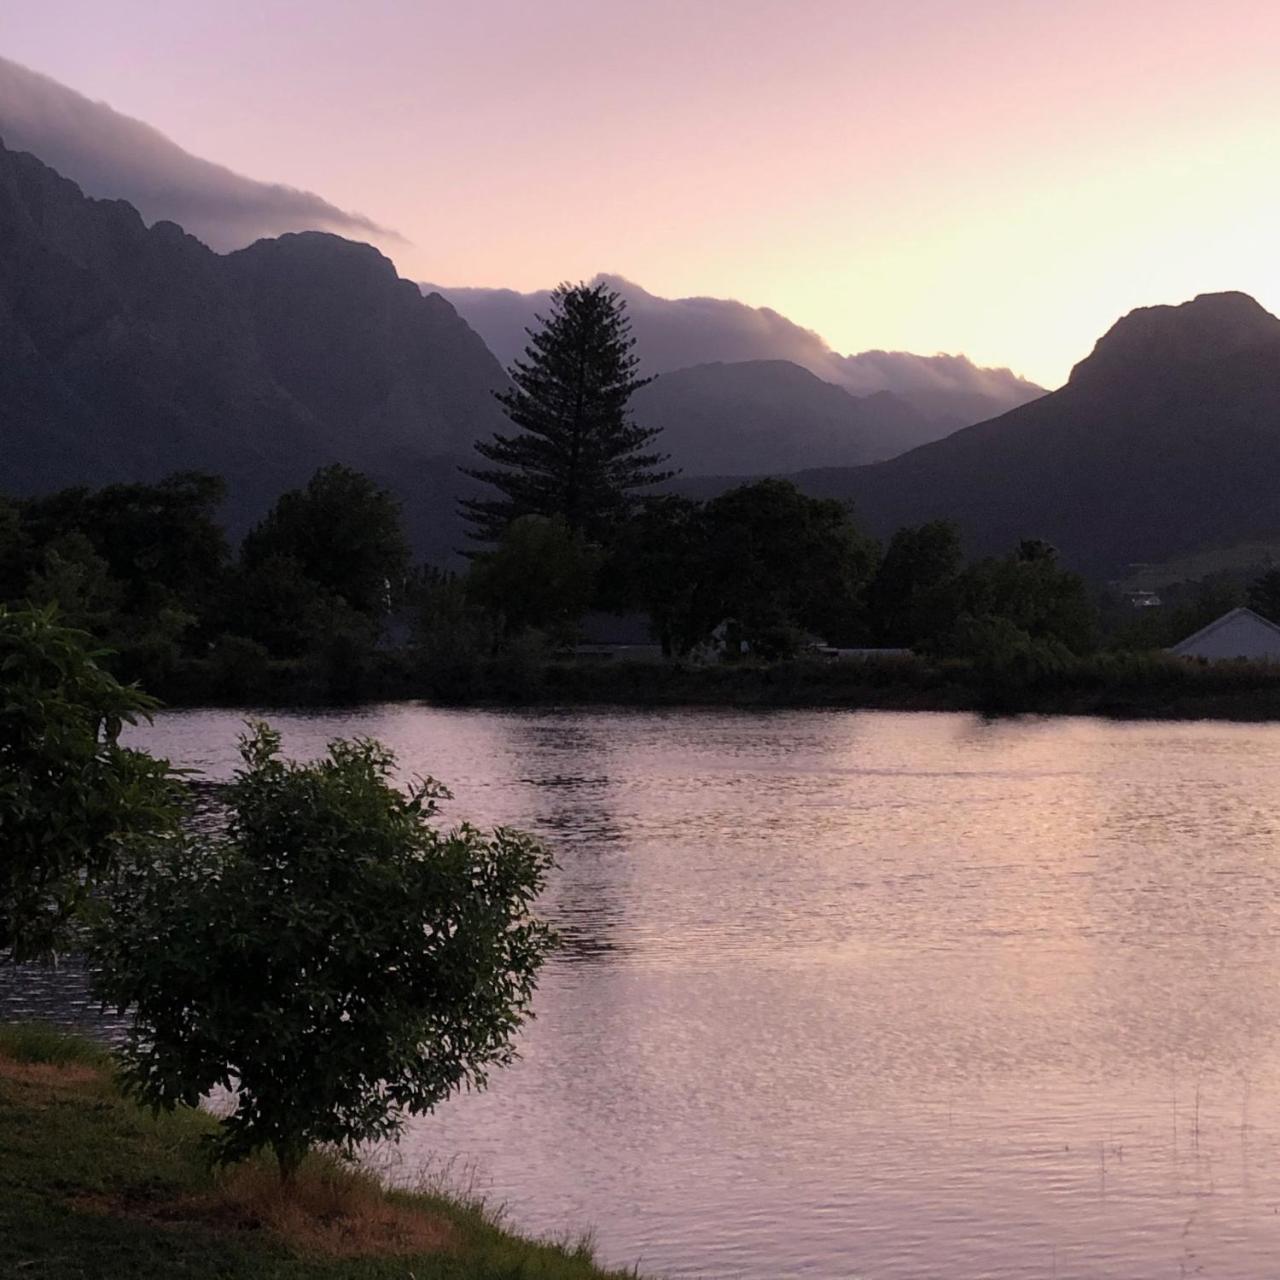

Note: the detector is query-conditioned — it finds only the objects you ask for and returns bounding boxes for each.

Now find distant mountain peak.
[1070,290,1280,385]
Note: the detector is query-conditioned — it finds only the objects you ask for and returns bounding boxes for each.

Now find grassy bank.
[149,648,1280,721]
[0,1024,636,1280]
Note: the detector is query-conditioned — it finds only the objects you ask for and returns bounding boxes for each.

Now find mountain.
[763,292,1280,576]
[426,274,1046,438]
[0,137,505,555]
[632,360,937,474]
[0,55,390,251]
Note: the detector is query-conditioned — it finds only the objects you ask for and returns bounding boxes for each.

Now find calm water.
[10,706,1280,1278]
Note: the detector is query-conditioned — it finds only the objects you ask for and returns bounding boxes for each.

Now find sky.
[4,0,1279,388]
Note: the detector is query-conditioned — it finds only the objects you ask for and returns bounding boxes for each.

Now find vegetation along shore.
[0,1025,634,1280]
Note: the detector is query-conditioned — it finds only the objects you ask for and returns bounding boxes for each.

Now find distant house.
[1169,607,1280,661]
[1124,590,1162,609]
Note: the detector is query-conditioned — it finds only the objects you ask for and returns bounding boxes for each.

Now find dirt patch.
[70,1164,455,1260]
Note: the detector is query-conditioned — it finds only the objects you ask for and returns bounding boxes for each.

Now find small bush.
[94,722,557,1180]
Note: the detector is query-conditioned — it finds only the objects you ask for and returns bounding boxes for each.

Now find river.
[7,705,1280,1278]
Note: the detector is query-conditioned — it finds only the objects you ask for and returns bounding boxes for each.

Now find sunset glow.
[6,0,1280,386]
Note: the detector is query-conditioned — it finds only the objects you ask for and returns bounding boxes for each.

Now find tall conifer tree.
[461,282,671,542]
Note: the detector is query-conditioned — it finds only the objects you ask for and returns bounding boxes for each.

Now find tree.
[701,480,878,656]
[242,465,411,617]
[611,496,717,657]
[953,540,1097,655]
[223,554,345,659]
[0,606,180,961]
[866,521,963,646]
[0,496,28,601]
[468,515,601,641]
[1248,568,1280,623]
[23,533,122,636]
[94,724,556,1181]
[462,281,671,542]
[21,473,229,615]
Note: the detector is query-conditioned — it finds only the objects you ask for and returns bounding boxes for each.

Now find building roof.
[1169,606,1280,656]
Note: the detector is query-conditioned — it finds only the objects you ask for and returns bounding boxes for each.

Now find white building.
[1169,607,1280,661]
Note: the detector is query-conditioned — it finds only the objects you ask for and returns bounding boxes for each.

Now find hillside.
[429,274,1045,436]
[632,360,937,473]
[775,293,1280,576]
[0,137,506,553]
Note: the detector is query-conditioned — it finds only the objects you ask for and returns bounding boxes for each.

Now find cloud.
[0,55,397,252]
[427,274,1044,424]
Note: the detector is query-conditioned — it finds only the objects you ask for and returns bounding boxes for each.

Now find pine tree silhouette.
[462,282,671,542]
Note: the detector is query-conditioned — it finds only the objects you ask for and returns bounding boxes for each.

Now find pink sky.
[6,0,1279,387]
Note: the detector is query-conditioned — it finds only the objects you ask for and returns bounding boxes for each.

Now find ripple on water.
[10,707,1280,1278]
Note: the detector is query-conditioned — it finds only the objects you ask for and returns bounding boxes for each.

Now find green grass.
[0,1023,640,1280]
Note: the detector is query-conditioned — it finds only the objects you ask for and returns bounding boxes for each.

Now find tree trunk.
[275,1141,305,1186]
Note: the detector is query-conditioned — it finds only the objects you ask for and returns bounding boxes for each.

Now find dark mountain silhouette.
[0,137,506,555]
[733,292,1280,576]
[633,360,938,474]
[7,136,1279,577]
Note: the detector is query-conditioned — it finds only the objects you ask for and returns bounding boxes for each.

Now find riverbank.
[149,649,1280,721]
[0,1024,636,1280]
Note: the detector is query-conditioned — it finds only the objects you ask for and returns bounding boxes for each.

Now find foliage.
[22,531,122,634]
[1247,568,1280,623]
[94,723,557,1180]
[608,495,716,657]
[1100,572,1244,652]
[21,473,229,615]
[208,633,272,700]
[222,553,340,658]
[866,521,963,645]
[0,496,30,601]
[414,571,499,700]
[700,480,879,656]
[0,1026,634,1280]
[242,465,411,617]
[0,605,181,960]
[462,281,670,542]
[949,540,1097,655]
[468,515,601,642]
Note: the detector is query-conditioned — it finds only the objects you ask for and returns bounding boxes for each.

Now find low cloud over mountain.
[0,55,394,252]
[427,274,1045,427]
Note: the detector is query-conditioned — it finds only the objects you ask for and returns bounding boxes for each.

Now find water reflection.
[10,707,1280,1278]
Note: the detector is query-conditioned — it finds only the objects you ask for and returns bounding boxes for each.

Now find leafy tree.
[468,515,601,641]
[953,540,1097,655]
[701,480,878,656]
[1247,568,1280,622]
[242,465,411,617]
[462,282,671,542]
[207,634,271,701]
[222,554,343,659]
[21,474,229,615]
[0,606,180,961]
[94,724,556,1181]
[23,533,122,636]
[0,496,28,600]
[415,571,498,699]
[611,496,717,657]
[866,521,963,646]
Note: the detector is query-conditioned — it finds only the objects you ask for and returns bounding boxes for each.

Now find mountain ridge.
[426,273,1045,445]
[0,136,505,554]
[733,291,1280,575]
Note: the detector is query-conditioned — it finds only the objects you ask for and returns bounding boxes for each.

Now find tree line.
[1,279,1269,706]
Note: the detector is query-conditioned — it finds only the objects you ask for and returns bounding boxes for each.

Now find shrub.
[0,605,180,960]
[94,723,557,1181]
[208,634,271,701]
